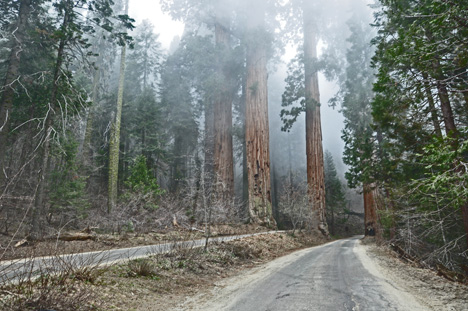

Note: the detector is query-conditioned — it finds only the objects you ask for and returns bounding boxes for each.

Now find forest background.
[0,0,467,275]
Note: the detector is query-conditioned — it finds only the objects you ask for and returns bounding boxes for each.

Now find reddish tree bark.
[213,4,234,201]
[245,0,275,227]
[363,184,379,237]
[303,2,328,236]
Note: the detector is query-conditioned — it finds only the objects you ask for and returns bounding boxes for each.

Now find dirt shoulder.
[359,240,468,311]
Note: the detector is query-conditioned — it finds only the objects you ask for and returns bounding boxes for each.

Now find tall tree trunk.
[245,0,275,227]
[81,33,106,169]
[213,4,234,202]
[421,72,442,137]
[204,98,214,200]
[108,0,129,213]
[363,184,378,237]
[0,0,32,189]
[240,69,248,220]
[81,64,100,168]
[31,2,70,237]
[436,80,457,137]
[303,2,328,236]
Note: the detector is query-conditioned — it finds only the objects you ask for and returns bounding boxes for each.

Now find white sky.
[128,0,184,50]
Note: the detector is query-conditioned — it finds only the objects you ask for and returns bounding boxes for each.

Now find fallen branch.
[389,243,421,267]
[436,264,468,284]
[58,232,95,241]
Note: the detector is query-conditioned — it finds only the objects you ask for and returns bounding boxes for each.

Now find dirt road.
[177,236,432,311]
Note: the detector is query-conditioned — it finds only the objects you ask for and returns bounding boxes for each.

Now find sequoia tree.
[244,0,275,226]
[339,14,380,236]
[212,0,234,200]
[302,0,328,235]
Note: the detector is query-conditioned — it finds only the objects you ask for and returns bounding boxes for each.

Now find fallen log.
[436,264,468,284]
[389,243,420,266]
[58,232,95,241]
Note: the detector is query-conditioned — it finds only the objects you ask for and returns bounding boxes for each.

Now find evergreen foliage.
[126,155,163,197]
[353,0,468,267]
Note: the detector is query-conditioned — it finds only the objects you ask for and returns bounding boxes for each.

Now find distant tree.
[280,0,332,235]
[159,37,201,193]
[121,20,165,182]
[324,151,346,236]
[162,0,241,204]
[336,13,381,237]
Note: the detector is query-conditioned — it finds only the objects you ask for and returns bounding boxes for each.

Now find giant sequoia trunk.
[213,4,234,201]
[363,184,379,237]
[108,0,129,213]
[204,98,214,193]
[240,70,249,219]
[0,0,32,189]
[245,0,275,227]
[303,2,328,236]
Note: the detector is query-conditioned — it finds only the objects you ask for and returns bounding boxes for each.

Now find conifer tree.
[108,0,130,212]
[0,0,34,190]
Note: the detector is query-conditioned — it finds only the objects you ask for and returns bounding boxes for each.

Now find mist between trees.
[0,0,467,275]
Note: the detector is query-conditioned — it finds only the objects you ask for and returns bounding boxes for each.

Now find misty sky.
[129,0,184,50]
[129,0,354,176]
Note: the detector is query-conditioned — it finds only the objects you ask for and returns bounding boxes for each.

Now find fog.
[128,0,373,179]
